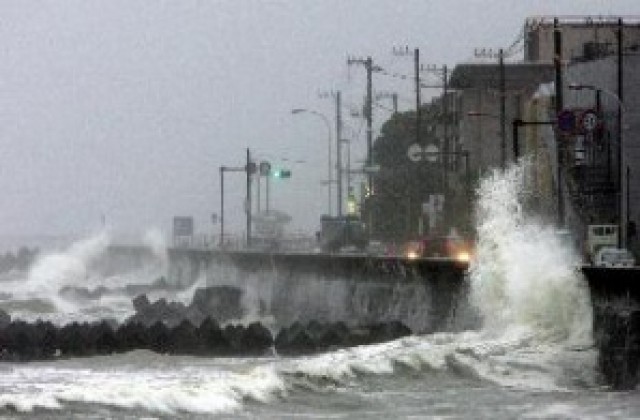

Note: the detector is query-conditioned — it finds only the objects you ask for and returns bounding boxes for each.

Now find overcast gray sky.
[0,0,636,241]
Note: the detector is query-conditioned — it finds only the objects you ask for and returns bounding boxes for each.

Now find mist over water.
[0,229,173,324]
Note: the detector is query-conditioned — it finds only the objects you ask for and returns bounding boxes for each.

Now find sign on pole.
[407,143,423,162]
[556,109,576,134]
[580,110,599,132]
[407,143,439,162]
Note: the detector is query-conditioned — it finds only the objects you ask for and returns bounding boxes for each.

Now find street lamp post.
[569,83,627,247]
[292,108,333,216]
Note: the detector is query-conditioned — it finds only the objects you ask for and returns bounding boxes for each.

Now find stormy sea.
[0,165,638,419]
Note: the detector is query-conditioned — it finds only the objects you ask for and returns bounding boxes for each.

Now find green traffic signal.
[273,169,291,179]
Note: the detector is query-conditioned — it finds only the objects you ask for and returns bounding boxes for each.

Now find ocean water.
[0,164,638,419]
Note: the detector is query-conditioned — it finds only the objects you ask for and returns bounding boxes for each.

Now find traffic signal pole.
[554,18,565,227]
[220,166,225,246]
[336,91,343,216]
[246,148,252,248]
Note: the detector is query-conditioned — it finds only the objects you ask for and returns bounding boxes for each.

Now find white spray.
[470,161,593,344]
[24,231,111,298]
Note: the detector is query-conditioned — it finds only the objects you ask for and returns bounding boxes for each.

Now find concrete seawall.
[582,266,640,389]
[166,248,474,333]
[106,245,639,388]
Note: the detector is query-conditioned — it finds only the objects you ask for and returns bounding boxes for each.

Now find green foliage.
[369,105,445,241]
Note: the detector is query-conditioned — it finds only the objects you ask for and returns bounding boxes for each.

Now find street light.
[569,83,627,247]
[292,108,333,216]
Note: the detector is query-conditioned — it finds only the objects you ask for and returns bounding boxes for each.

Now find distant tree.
[368,105,443,241]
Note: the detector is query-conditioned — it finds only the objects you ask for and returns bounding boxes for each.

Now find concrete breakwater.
[168,248,473,334]
[106,246,640,388]
[582,266,640,389]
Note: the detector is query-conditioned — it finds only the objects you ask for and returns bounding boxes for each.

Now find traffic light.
[259,161,271,176]
[272,169,291,179]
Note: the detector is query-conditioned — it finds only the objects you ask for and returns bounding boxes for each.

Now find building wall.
[525,17,640,63]
[560,54,640,251]
[456,88,527,177]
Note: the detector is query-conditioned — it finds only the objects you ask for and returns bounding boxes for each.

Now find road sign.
[407,143,439,162]
[245,161,257,174]
[173,216,194,237]
[407,143,422,162]
[424,144,439,163]
[580,110,599,132]
[259,161,271,176]
[557,109,576,134]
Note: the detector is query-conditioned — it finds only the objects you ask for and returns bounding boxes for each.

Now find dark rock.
[58,322,92,357]
[92,321,118,355]
[127,286,246,330]
[239,322,273,354]
[2,321,38,360]
[317,321,350,348]
[148,321,171,353]
[116,322,150,352]
[33,320,58,358]
[191,286,244,322]
[370,320,412,342]
[197,317,228,354]
[169,320,199,354]
[0,308,10,329]
[274,320,412,355]
[275,322,318,354]
[223,324,245,352]
[127,296,203,328]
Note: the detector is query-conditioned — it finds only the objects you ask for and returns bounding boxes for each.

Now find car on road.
[593,247,636,268]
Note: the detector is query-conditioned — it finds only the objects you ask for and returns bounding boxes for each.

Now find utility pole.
[219,163,246,247]
[347,55,376,235]
[442,64,449,186]
[346,56,374,191]
[421,63,448,186]
[318,90,345,216]
[256,172,261,213]
[617,18,625,247]
[266,172,270,212]
[393,47,422,144]
[554,18,565,227]
[246,148,252,248]
[220,166,225,246]
[366,56,373,194]
[499,48,506,170]
[336,91,343,216]
[415,48,421,146]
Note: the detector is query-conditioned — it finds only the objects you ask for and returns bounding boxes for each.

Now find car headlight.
[456,251,471,263]
[407,250,419,260]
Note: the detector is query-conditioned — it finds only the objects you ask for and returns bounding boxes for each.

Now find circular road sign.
[407,143,423,162]
[556,109,576,134]
[581,110,599,132]
[424,144,439,163]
